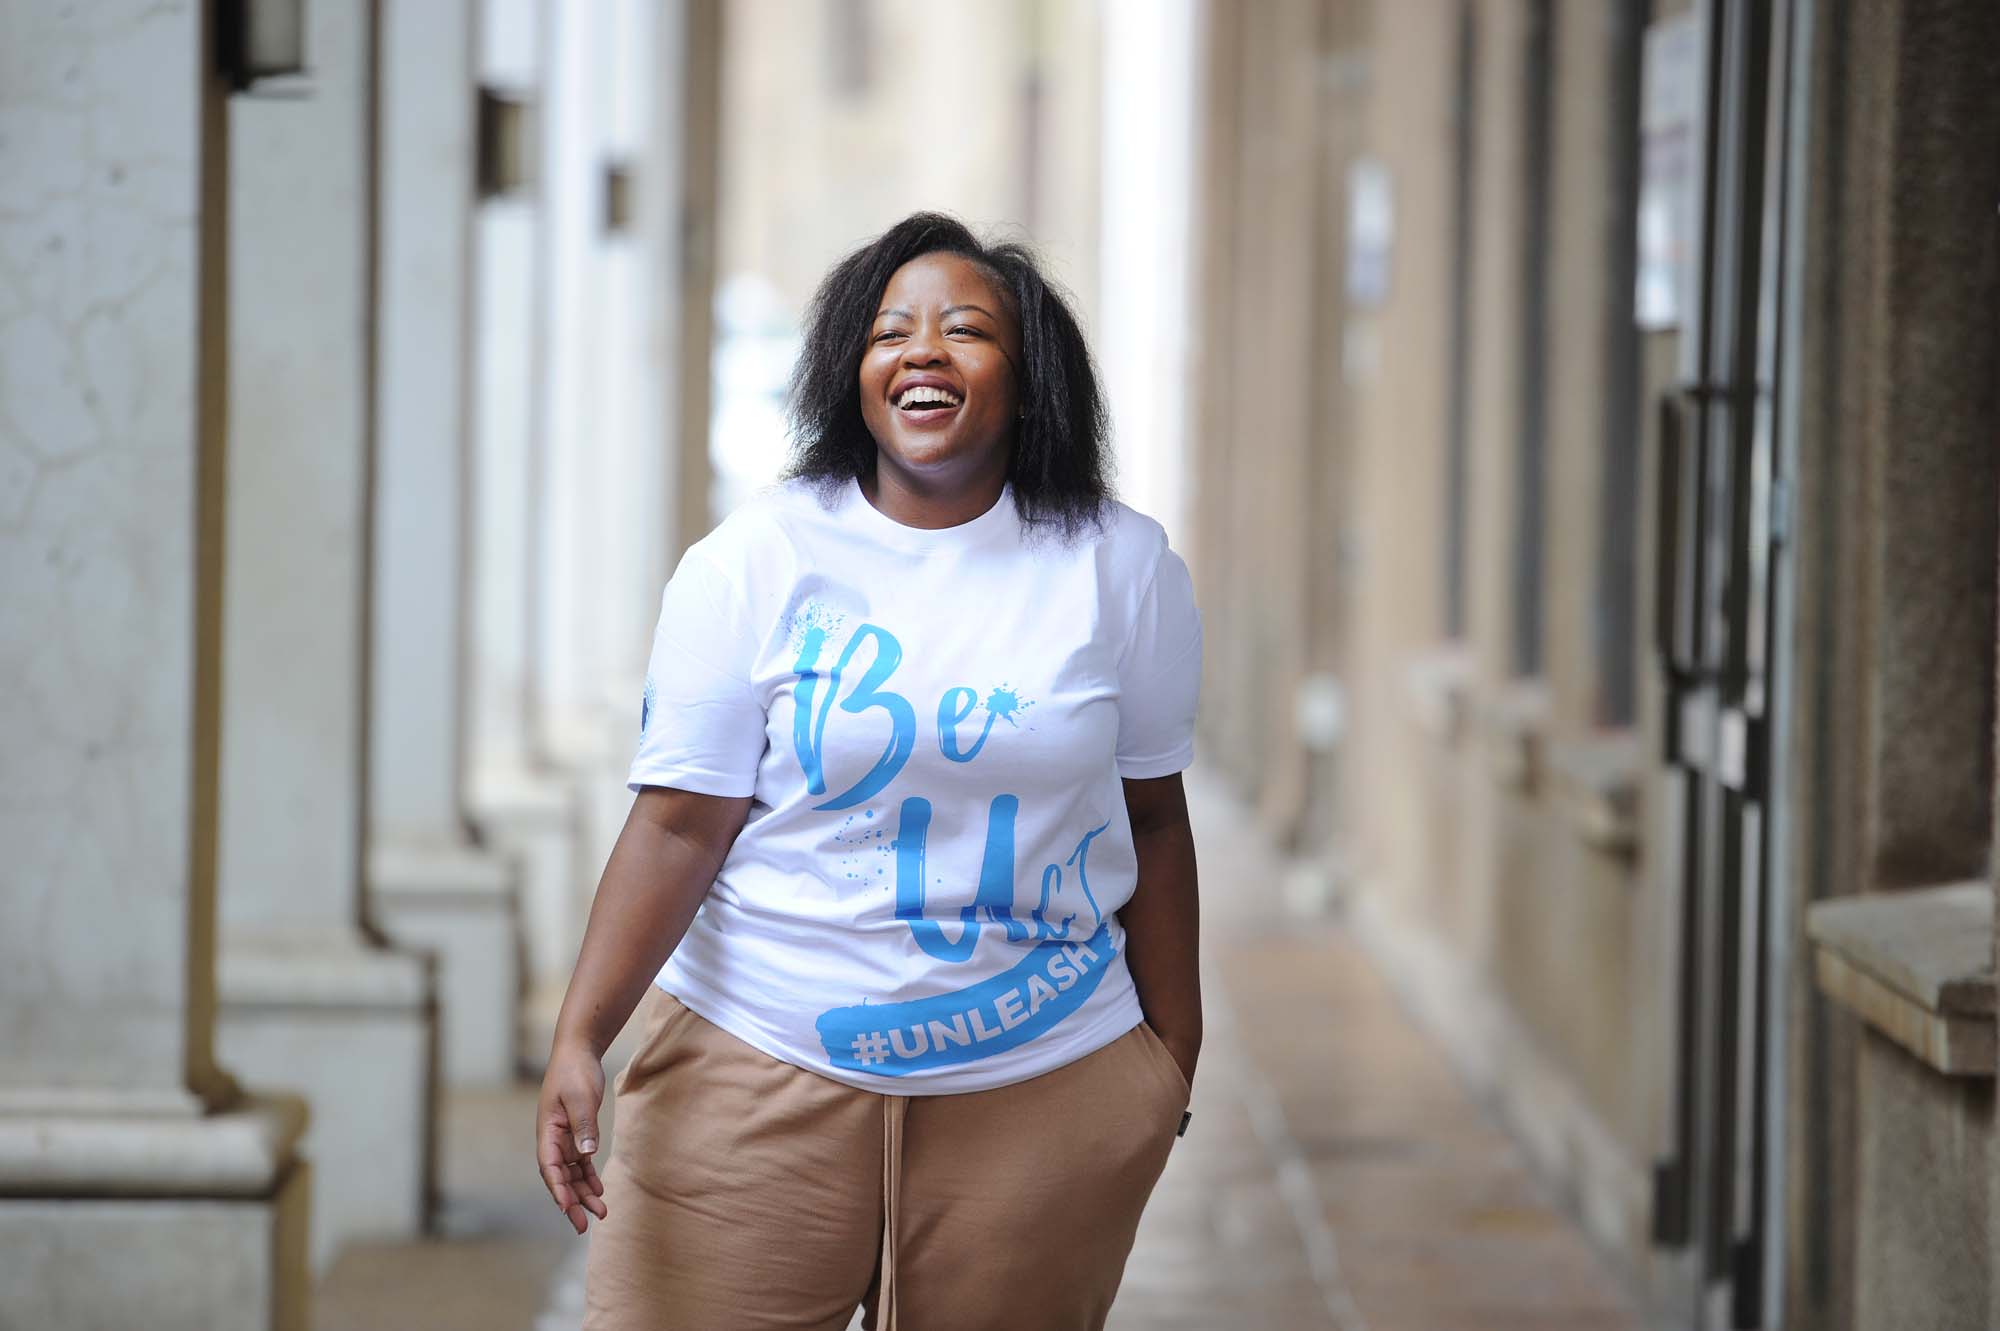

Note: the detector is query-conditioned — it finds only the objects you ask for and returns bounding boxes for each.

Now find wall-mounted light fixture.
[602,161,634,235]
[217,0,306,91]
[476,87,534,199]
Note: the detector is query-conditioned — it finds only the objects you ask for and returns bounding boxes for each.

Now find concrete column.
[368,0,523,1090]
[461,0,721,1070]
[1183,0,1244,788]
[1185,0,1242,759]
[1099,0,1197,541]
[1189,0,1322,834]
[468,0,586,1069]
[572,0,673,992]
[531,0,611,773]
[667,0,723,560]
[570,0,728,1027]
[0,5,309,1327]
[216,0,436,1276]
[525,1,624,1033]
[1462,0,1537,686]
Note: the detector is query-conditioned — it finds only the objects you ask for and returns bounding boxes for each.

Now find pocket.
[612,988,693,1097]
[1136,1019,1193,1103]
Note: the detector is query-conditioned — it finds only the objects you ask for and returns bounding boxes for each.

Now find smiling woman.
[542,211,1205,1331]
[784,211,1113,543]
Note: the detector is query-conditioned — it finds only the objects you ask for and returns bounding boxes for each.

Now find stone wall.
[1186,1,2000,1323]
[1788,1,2000,1327]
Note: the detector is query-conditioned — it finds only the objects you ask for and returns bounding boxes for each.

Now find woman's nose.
[902,324,946,363]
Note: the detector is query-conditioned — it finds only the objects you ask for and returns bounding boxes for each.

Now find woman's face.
[858,252,1023,484]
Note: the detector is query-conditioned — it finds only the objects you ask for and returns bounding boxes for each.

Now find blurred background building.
[2,1,1996,1329]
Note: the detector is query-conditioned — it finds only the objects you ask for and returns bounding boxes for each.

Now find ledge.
[468,763,577,828]
[1545,729,1643,856]
[0,1092,307,1197]
[1479,680,1553,793]
[1806,882,1996,1076]
[370,840,517,906]
[219,929,435,1011]
[1402,644,1474,745]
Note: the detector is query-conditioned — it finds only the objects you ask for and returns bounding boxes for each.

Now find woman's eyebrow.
[873,303,997,321]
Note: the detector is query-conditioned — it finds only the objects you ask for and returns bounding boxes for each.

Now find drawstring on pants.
[876,1095,908,1330]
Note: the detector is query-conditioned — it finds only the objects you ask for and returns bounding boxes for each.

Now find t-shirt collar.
[845,474,1018,553]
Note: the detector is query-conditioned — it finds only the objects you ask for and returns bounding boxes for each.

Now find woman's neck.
[861,457,1009,530]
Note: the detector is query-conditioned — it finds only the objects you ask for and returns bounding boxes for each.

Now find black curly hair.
[777,211,1115,546]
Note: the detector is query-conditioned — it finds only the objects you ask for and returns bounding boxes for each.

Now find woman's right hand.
[531,787,750,1234]
[535,1040,610,1234]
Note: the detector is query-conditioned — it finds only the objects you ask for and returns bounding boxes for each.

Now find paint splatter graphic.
[786,598,847,653]
[830,808,893,885]
[982,683,1035,729]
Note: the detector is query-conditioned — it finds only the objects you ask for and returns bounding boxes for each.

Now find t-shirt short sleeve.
[1114,542,1204,779]
[627,546,768,797]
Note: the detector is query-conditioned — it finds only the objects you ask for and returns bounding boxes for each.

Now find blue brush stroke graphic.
[816,922,1117,1076]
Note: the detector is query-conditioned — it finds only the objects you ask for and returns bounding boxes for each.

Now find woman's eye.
[950,326,979,337]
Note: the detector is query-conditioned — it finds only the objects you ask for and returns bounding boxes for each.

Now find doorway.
[1648,0,1809,1327]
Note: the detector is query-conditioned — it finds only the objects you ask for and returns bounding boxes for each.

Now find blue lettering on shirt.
[788,610,1124,1072]
[816,922,1118,1076]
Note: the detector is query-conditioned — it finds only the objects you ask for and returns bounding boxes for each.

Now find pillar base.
[218,930,435,1278]
[0,1094,309,1331]
[372,841,523,1087]
[469,765,582,1064]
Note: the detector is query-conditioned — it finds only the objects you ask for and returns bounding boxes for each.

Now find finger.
[538,1156,574,1209]
[538,1121,578,1209]
[541,1159,577,1211]
[570,1163,607,1217]
[559,1090,599,1158]
[552,1148,608,1218]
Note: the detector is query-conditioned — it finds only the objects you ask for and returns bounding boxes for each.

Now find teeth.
[897,385,961,409]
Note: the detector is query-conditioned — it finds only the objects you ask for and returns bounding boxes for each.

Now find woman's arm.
[535,784,752,1233]
[1118,772,1202,1088]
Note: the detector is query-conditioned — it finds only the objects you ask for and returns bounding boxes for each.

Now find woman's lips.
[895,399,961,426]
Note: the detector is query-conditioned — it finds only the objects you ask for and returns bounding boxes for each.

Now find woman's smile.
[890,373,964,425]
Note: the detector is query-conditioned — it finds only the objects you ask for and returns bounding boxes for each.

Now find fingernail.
[579,1138,595,1154]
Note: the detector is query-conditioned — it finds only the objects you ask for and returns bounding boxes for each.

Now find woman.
[538,211,1205,1330]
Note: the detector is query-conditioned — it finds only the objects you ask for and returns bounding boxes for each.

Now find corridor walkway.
[314,770,1643,1330]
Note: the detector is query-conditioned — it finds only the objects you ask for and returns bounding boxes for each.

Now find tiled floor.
[314,768,1643,1330]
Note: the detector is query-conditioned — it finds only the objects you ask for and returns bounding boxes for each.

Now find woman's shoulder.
[1087,495,1176,580]
[684,476,828,572]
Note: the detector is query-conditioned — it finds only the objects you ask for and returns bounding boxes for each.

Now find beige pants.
[581,987,1190,1331]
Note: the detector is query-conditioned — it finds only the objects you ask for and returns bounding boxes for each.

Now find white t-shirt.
[627,473,1203,1094]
